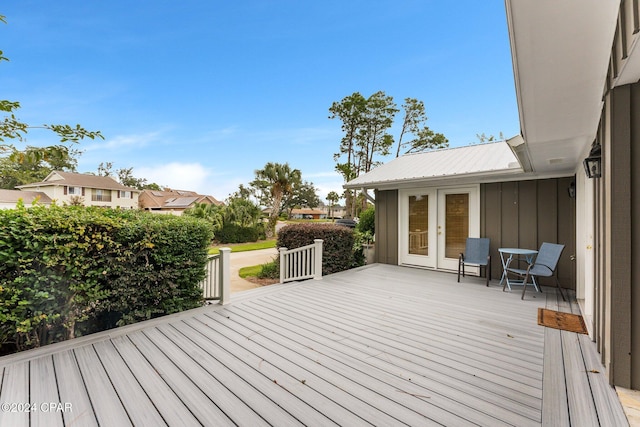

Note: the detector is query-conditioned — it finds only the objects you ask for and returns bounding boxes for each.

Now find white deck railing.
[199,248,230,304]
[279,239,323,283]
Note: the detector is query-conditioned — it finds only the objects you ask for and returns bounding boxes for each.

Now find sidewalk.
[229,247,278,293]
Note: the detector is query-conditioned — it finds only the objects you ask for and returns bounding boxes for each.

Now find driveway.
[229,247,278,293]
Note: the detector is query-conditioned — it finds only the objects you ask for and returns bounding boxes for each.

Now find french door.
[399,186,479,271]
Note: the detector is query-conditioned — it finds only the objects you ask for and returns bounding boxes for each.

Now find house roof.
[0,189,52,205]
[344,141,523,190]
[140,189,223,210]
[16,171,139,192]
[164,196,200,208]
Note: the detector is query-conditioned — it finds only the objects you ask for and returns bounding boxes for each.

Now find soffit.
[505,0,620,173]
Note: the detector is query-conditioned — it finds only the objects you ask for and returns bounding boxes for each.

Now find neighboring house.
[290,208,324,220]
[0,189,52,209]
[16,171,140,209]
[139,189,222,215]
[318,203,346,219]
[346,1,640,392]
[262,207,325,219]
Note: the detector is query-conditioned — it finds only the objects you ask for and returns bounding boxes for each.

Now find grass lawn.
[208,239,277,255]
[238,265,262,278]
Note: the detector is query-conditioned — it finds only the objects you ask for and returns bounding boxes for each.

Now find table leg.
[500,253,513,291]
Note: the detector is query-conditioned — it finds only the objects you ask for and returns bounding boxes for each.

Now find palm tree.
[224,198,261,228]
[326,191,340,221]
[184,202,223,232]
[252,162,301,238]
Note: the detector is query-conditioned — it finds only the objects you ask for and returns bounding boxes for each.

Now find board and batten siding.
[373,178,576,291]
[595,80,639,388]
[481,177,576,289]
[374,189,398,265]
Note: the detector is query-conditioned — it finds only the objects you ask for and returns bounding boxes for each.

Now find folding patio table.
[498,247,539,291]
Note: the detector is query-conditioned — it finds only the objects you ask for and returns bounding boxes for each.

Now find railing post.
[279,247,287,283]
[219,248,231,305]
[314,239,323,280]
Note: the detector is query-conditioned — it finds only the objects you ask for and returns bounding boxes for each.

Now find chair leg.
[555,276,566,301]
[457,257,461,282]
[485,255,490,287]
[521,272,530,300]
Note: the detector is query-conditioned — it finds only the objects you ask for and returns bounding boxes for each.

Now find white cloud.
[136,162,213,195]
[84,130,165,152]
[305,171,342,179]
[310,171,346,203]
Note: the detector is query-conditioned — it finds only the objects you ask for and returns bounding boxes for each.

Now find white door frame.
[576,171,595,335]
[398,185,480,271]
[437,186,480,271]
[398,188,437,268]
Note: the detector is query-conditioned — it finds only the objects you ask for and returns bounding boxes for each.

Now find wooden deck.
[0,264,628,426]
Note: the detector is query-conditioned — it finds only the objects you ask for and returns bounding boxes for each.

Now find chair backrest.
[534,242,565,271]
[464,237,490,264]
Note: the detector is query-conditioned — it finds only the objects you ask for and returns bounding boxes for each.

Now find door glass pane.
[408,195,429,255]
[445,193,469,258]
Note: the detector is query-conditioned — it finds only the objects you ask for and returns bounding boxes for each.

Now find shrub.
[215,223,261,243]
[0,205,213,353]
[257,261,279,279]
[105,214,213,326]
[277,223,355,275]
[357,206,375,235]
[0,204,122,351]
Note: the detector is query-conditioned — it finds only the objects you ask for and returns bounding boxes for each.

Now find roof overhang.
[505,0,620,173]
[344,141,542,191]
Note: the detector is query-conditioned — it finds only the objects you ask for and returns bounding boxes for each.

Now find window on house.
[119,190,131,199]
[67,186,82,195]
[91,189,112,202]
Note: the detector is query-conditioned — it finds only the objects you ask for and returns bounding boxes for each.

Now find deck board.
[542,326,570,426]
[93,339,168,426]
[273,284,544,376]
[186,313,410,426]
[242,294,542,419]
[579,333,629,427]
[0,359,29,427]
[127,328,236,426]
[52,350,98,426]
[29,356,64,427]
[233,300,539,426]
[73,344,133,426]
[0,264,628,426]
[161,321,305,427]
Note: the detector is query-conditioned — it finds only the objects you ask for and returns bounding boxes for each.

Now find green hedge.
[0,204,213,353]
[215,223,264,243]
[277,223,355,275]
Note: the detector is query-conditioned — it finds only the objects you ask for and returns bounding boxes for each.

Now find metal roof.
[344,141,523,190]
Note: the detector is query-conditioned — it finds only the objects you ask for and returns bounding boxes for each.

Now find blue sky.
[1,1,519,202]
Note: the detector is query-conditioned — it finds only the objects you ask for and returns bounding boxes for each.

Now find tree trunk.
[265,192,283,238]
